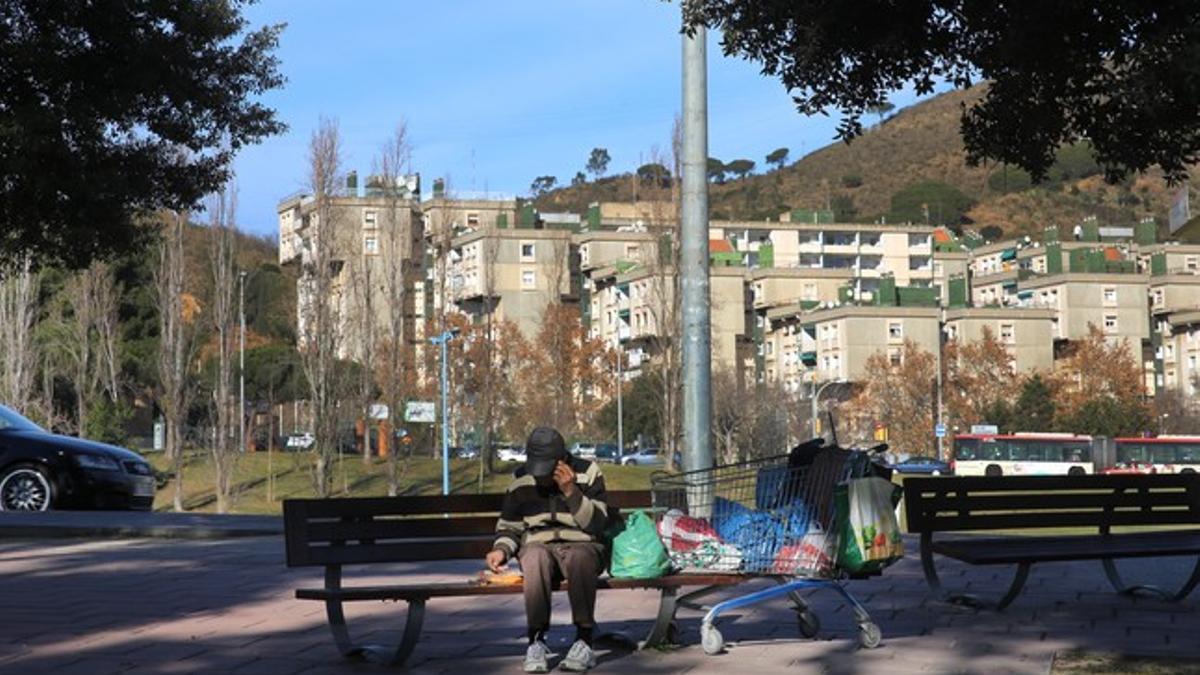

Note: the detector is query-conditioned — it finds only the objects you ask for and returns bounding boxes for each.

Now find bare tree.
[92,262,122,404]
[154,210,197,511]
[0,257,40,413]
[299,117,347,498]
[375,122,416,495]
[208,188,239,513]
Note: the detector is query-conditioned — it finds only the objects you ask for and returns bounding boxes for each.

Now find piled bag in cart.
[712,496,816,573]
[771,525,836,576]
[657,509,742,571]
[833,476,904,574]
[609,510,672,578]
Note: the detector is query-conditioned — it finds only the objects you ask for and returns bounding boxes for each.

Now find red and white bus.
[951,433,1094,477]
[1112,436,1200,474]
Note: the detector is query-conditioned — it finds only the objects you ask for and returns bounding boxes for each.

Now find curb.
[0,512,283,540]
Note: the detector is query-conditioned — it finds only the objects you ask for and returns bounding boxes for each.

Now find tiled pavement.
[1,534,1198,674]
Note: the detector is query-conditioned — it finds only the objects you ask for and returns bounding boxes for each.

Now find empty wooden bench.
[904,474,1200,609]
[283,491,744,667]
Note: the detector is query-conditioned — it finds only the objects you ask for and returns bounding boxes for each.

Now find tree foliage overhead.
[682,1,1200,183]
[585,147,611,178]
[0,0,286,268]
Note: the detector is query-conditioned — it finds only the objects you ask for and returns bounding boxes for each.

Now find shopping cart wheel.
[858,622,882,649]
[701,626,725,655]
[796,609,820,638]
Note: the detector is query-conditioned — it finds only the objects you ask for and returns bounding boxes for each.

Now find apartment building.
[943,307,1055,373]
[1015,273,1149,345]
[446,226,576,338]
[765,305,941,386]
[586,263,747,376]
[278,177,425,364]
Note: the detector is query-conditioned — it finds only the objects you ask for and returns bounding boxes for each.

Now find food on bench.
[476,570,524,586]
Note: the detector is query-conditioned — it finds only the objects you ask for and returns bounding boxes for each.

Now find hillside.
[537,85,1190,240]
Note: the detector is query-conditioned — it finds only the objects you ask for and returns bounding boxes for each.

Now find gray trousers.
[517,541,605,634]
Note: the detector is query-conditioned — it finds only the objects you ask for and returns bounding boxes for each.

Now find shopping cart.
[651,439,888,653]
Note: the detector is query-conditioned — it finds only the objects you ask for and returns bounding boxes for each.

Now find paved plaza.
[1,527,1198,674]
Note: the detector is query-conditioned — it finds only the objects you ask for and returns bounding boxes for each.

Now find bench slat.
[306,538,496,565]
[932,530,1200,565]
[296,574,747,602]
[920,509,1200,532]
[306,516,499,542]
[921,491,1194,514]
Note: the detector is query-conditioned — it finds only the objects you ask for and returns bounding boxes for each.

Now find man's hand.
[553,459,577,497]
[485,549,507,573]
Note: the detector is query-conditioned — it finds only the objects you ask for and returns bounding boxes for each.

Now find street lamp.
[811,379,847,441]
[613,336,624,457]
[238,270,247,454]
[429,328,459,495]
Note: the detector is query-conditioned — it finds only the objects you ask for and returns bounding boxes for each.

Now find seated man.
[485,427,609,673]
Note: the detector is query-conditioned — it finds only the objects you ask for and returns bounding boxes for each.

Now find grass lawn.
[146,450,660,515]
[1052,651,1200,674]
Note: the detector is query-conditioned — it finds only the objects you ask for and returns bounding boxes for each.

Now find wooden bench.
[904,474,1200,609]
[283,490,746,667]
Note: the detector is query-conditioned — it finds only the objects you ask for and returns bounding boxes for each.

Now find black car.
[0,405,155,511]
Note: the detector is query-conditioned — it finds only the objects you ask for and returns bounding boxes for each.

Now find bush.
[988,165,1034,194]
[888,181,975,225]
[831,194,857,222]
[979,225,1005,241]
[840,174,863,189]
[84,398,133,446]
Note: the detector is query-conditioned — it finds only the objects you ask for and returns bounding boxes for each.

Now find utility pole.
[681,22,712,474]
[238,270,247,454]
[615,338,624,456]
[936,305,946,460]
[430,329,457,495]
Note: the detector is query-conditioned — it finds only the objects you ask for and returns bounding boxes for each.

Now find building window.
[765,342,774,355]
[1103,314,1118,333]
[363,211,377,228]
[999,323,1015,344]
[888,322,903,340]
[888,347,902,367]
[467,213,480,227]
[1165,344,1175,360]
[1188,256,1198,272]
[363,236,378,255]
[625,244,640,258]
[1154,289,1164,307]
[802,283,818,301]
[520,242,535,261]
[1102,287,1117,306]
[522,270,536,289]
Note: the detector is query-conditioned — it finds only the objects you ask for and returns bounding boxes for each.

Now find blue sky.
[233,0,933,237]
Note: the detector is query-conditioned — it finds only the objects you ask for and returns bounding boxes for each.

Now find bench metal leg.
[636,584,728,649]
[920,533,1031,610]
[1103,556,1200,602]
[322,565,427,667]
[325,597,426,667]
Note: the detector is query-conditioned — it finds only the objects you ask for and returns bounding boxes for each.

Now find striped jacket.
[492,455,608,557]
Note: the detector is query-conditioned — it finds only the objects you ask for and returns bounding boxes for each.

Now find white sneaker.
[524,640,550,673]
[559,639,596,672]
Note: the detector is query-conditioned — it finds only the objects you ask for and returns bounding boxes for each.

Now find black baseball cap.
[525,427,567,478]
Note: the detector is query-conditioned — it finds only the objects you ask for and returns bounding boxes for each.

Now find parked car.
[594,443,620,463]
[887,455,953,476]
[496,444,527,463]
[569,442,597,458]
[454,445,480,460]
[620,448,664,466]
[285,432,315,450]
[1102,461,1157,475]
[0,404,155,512]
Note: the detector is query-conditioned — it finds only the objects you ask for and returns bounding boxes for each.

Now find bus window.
[986,441,1005,461]
[1064,442,1090,462]
[954,438,980,460]
[1178,445,1197,463]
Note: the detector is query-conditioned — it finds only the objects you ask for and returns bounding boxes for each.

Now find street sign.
[935,423,946,438]
[970,424,999,435]
[404,401,436,424]
[368,403,389,420]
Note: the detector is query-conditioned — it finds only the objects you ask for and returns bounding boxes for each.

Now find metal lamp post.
[811,379,847,441]
[614,336,624,457]
[238,270,247,454]
[430,329,458,495]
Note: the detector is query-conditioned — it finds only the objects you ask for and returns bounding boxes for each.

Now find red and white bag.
[657,509,719,553]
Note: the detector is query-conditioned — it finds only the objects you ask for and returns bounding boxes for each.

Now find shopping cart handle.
[866,443,888,454]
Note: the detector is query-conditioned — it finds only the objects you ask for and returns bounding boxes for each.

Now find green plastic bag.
[608,510,671,579]
[834,477,904,575]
